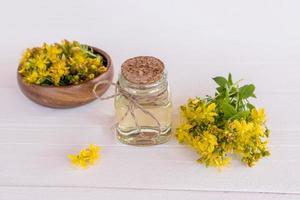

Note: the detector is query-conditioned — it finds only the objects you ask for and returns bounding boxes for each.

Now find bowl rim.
[17,45,113,89]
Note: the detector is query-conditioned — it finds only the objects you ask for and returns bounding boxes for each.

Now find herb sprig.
[176,73,270,168]
[211,73,256,121]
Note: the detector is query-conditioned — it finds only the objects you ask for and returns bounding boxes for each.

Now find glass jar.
[114,56,172,145]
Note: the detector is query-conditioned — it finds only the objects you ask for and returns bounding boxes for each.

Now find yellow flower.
[196,131,218,153]
[44,43,62,62]
[68,144,100,169]
[32,54,48,70]
[181,99,217,124]
[72,49,87,65]
[251,108,266,124]
[98,66,108,73]
[25,71,39,83]
[230,120,254,136]
[228,119,269,167]
[20,48,32,65]
[176,123,193,143]
[49,60,69,85]
[192,131,230,167]
[88,57,101,66]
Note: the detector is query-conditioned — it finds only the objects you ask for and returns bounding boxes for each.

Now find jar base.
[116,127,172,146]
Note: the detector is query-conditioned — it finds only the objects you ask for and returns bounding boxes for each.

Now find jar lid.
[121,56,164,85]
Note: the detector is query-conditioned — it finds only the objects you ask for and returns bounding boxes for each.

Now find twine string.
[93,80,162,134]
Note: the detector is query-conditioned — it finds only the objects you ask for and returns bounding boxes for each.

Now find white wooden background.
[1,0,300,199]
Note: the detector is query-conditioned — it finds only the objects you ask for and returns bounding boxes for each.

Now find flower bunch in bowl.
[17,40,114,108]
[19,40,108,86]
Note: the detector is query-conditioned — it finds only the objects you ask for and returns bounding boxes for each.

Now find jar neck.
[118,72,168,97]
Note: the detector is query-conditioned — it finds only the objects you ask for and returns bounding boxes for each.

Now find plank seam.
[0,185,299,196]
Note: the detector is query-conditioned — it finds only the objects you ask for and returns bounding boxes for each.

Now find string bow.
[93,80,162,134]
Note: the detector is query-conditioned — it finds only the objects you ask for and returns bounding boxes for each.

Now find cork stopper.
[121,56,164,85]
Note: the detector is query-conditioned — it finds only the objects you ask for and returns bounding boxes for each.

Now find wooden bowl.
[17,46,114,108]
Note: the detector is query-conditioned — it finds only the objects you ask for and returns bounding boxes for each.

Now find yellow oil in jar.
[114,95,172,145]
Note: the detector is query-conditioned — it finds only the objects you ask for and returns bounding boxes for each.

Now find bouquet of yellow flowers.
[176,74,270,167]
[19,40,107,86]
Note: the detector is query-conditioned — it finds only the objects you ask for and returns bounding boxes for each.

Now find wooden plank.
[0,128,298,146]
[3,64,300,93]
[0,88,299,151]
[0,144,299,194]
[1,187,299,200]
[1,88,300,132]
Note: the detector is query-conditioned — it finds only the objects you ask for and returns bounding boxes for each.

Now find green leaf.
[239,84,255,99]
[213,76,228,87]
[223,96,230,104]
[229,87,238,96]
[216,86,224,93]
[231,110,250,120]
[247,103,255,110]
[228,73,233,85]
[221,102,237,119]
